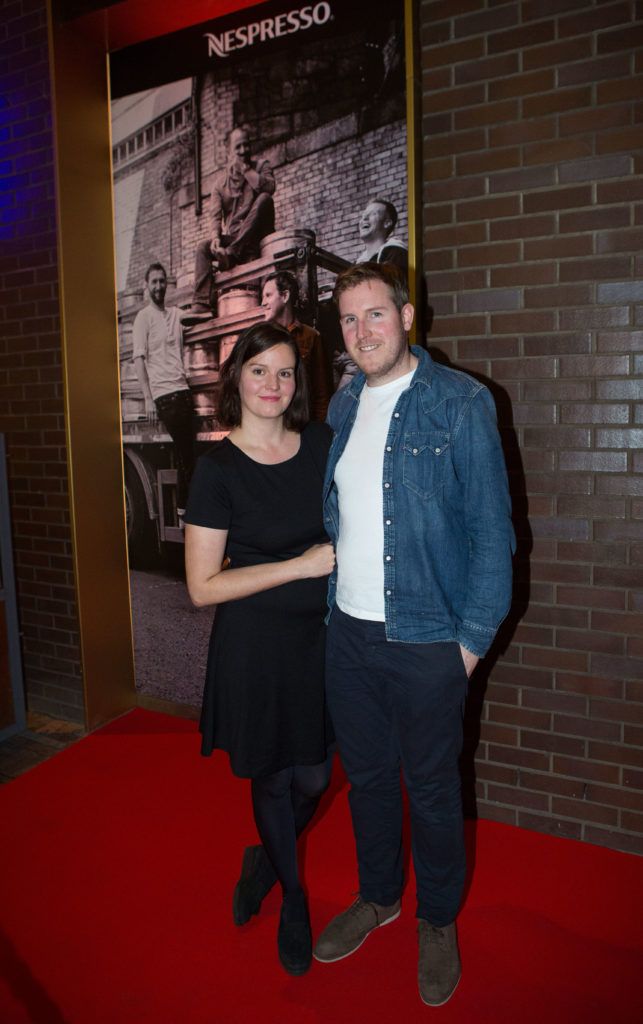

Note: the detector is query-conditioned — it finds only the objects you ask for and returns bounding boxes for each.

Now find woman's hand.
[296,543,336,579]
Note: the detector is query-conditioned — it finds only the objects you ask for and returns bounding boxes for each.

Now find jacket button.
[386,446,392,452]
[412,447,418,455]
[385,519,391,525]
[386,590,392,596]
[435,447,441,454]
[385,555,391,561]
[384,482,390,489]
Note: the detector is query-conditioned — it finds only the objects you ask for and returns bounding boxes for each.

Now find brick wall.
[0,0,84,722]
[421,0,643,854]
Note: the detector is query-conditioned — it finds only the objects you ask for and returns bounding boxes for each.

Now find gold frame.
[405,0,421,320]
[48,6,136,728]
[46,0,420,726]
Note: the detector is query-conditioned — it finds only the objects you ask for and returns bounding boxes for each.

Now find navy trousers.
[325,606,468,926]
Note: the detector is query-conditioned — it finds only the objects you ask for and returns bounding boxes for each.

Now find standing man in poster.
[334,198,410,389]
[357,198,408,280]
[261,271,333,421]
[133,262,196,519]
[314,263,514,1006]
[188,126,276,319]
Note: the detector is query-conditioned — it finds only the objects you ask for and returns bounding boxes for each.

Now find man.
[314,263,515,1006]
[261,270,333,421]
[357,197,408,279]
[188,127,275,319]
[133,262,195,518]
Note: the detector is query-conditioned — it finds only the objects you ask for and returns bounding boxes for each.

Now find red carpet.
[0,708,641,1023]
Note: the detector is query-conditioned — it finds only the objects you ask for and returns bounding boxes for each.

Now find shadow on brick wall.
[425,336,530,822]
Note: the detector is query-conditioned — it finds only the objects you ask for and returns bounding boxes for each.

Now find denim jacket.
[323,346,515,657]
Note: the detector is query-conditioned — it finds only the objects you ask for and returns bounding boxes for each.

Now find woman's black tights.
[251,754,332,896]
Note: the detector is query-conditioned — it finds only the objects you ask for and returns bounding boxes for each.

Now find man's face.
[261,280,289,322]
[147,270,167,306]
[338,279,414,386]
[358,201,391,242]
[229,129,251,165]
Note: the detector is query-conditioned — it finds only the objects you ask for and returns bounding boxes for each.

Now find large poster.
[109,0,411,705]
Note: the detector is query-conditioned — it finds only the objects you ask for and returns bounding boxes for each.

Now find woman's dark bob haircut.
[218,322,309,431]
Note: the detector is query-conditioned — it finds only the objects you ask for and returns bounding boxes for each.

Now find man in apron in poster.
[133,262,196,521]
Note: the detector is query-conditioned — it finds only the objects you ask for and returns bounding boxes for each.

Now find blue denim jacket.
[323,346,516,657]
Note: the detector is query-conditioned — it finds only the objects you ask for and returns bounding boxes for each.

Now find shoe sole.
[419,970,461,1007]
[313,908,401,963]
[280,959,312,976]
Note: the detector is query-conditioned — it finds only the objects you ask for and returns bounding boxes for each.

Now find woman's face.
[238,342,297,422]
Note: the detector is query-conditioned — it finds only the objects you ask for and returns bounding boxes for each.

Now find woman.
[184,322,335,976]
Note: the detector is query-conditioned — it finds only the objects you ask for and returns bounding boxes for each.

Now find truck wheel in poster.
[125,463,159,569]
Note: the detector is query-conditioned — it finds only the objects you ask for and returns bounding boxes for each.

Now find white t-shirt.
[132,304,188,400]
[335,370,414,620]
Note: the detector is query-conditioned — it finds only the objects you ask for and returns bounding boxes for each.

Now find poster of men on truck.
[109,0,410,704]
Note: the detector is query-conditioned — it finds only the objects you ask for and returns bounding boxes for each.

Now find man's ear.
[401,303,415,332]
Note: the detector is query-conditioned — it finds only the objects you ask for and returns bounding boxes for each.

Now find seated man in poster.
[261,270,333,421]
[187,126,276,322]
[357,197,408,281]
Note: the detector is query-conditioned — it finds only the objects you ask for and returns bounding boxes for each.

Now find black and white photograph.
[109,0,414,704]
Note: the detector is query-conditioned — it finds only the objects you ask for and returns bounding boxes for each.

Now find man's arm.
[244,158,275,197]
[209,176,224,250]
[134,356,156,422]
[452,387,515,659]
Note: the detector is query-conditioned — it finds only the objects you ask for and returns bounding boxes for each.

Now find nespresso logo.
[205,3,332,59]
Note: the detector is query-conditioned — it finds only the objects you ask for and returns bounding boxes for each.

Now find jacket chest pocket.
[402,432,451,500]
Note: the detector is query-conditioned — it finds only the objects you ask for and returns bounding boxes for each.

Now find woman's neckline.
[225,433,302,466]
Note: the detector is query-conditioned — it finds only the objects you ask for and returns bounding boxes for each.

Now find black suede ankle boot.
[232,845,277,926]
[277,889,312,975]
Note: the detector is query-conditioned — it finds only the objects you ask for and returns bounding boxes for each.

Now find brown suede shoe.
[418,920,461,1006]
[313,895,401,963]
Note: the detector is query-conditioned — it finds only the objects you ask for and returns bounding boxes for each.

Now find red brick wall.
[0,0,84,721]
[421,0,643,854]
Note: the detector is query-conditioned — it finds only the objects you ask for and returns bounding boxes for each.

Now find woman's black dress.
[184,421,334,778]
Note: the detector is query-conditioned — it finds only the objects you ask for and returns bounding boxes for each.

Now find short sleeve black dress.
[184,421,334,778]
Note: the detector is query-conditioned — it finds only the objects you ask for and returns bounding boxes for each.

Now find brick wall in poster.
[115,36,408,305]
[0,0,84,722]
[420,0,643,854]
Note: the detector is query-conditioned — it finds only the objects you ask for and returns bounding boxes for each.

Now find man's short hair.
[144,262,167,283]
[225,124,250,147]
[262,270,299,309]
[370,197,398,233]
[333,261,409,313]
